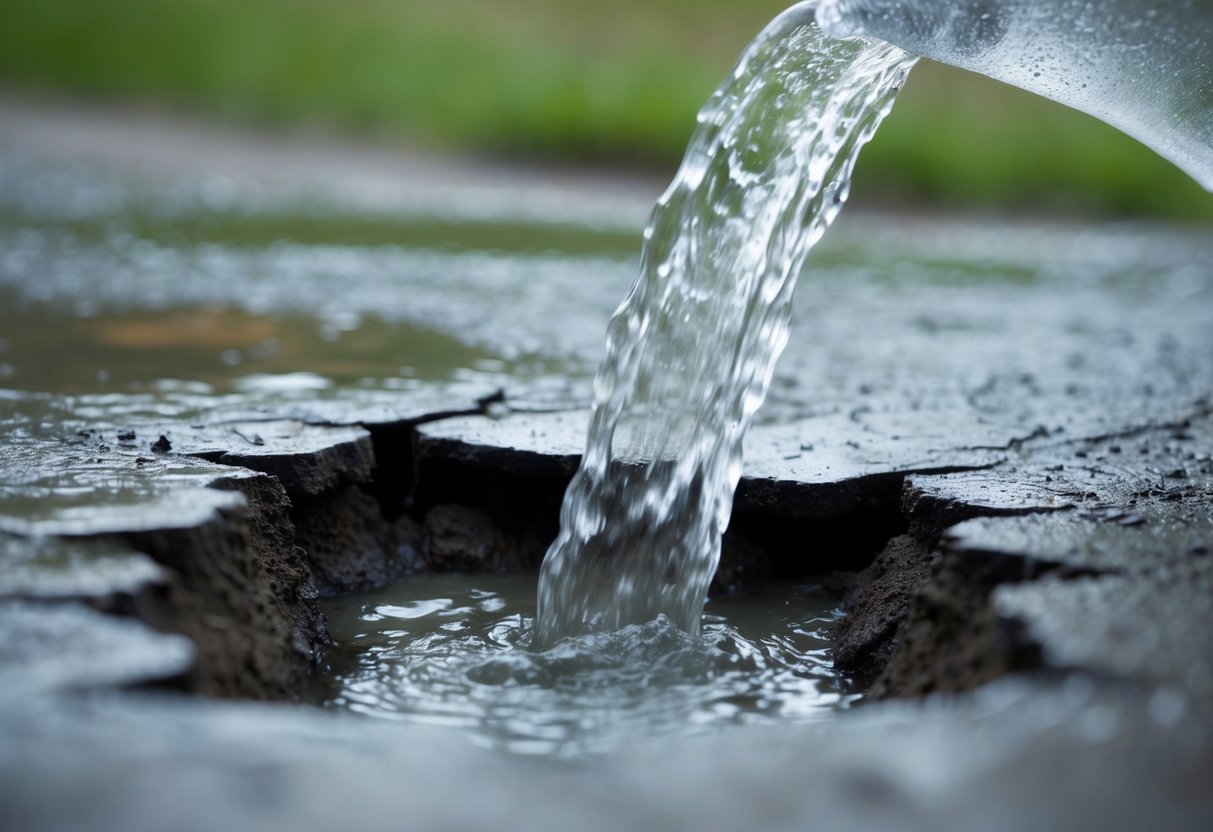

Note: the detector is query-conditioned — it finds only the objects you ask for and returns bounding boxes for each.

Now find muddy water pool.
[310,573,854,756]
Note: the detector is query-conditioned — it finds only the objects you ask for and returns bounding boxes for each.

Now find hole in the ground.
[148,414,938,725]
[290,422,914,755]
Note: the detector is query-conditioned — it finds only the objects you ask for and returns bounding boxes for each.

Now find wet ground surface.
[1,97,1212,829]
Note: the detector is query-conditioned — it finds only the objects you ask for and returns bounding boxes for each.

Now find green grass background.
[3,0,1210,219]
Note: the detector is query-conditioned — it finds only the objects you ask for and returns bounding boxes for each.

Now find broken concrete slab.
[843,405,1213,699]
[929,410,1213,576]
[994,559,1213,698]
[903,469,1078,538]
[0,600,193,701]
[417,396,1208,509]
[175,421,375,498]
[416,410,587,484]
[416,406,1012,522]
[0,534,165,604]
[59,419,377,500]
[0,427,249,539]
[944,512,1213,576]
[0,417,330,698]
[416,405,1015,487]
[739,407,1015,517]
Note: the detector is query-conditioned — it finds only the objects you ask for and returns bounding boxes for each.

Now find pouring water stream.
[536,0,1212,648]
[535,3,915,648]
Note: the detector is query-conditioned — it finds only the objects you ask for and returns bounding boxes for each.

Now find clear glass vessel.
[817,0,1213,189]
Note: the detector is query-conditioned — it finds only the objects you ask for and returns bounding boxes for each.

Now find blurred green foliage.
[2,0,1210,219]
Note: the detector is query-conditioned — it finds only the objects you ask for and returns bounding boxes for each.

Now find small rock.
[151,435,172,453]
[117,430,136,442]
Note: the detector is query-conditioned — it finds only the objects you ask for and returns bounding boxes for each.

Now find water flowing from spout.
[534,3,915,649]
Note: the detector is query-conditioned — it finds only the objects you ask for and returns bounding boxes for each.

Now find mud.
[829,535,938,678]
[292,485,423,595]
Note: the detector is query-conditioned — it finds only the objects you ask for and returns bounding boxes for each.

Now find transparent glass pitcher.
[816,0,1213,190]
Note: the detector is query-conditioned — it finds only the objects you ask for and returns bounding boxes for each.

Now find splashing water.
[535,4,916,649]
[315,574,855,757]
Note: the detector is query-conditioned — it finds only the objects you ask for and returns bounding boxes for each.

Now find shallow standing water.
[311,574,854,756]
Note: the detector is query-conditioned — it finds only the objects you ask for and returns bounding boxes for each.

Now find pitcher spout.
[817,0,1213,191]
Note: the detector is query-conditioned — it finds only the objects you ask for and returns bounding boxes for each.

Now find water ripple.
[313,573,857,757]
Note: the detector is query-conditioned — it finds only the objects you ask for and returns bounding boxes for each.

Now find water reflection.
[0,283,527,396]
[0,157,633,401]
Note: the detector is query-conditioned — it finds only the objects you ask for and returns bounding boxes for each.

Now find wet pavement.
[1,96,1212,829]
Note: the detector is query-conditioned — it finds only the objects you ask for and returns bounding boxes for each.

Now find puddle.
[311,573,856,756]
[3,156,1210,423]
[0,159,634,403]
[0,286,516,395]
